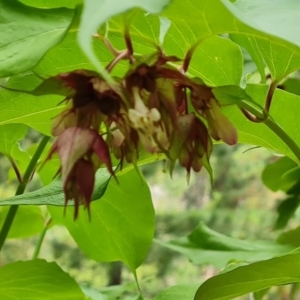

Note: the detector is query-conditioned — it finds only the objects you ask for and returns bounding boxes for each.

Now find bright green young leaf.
[154,284,199,300]
[0,168,111,206]
[156,223,294,269]
[0,259,85,300]
[194,253,300,300]
[48,169,155,272]
[0,206,44,239]
[77,0,171,83]
[262,156,298,192]
[0,0,75,77]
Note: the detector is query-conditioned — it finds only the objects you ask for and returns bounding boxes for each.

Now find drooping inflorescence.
[45,35,237,219]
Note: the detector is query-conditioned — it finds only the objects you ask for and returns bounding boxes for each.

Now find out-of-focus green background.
[1,130,297,299]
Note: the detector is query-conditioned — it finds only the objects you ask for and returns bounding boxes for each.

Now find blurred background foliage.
[2,127,297,299]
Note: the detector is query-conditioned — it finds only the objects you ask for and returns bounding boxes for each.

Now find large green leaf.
[48,169,154,272]
[77,0,171,83]
[0,259,85,300]
[163,0,300,82]
[0,0,74,77]
[0,206,44,239]
[154,284,198,300]
[157,223,294,268]
[194,253,300,300]
[232,0,300,81]
[0,168,111,206]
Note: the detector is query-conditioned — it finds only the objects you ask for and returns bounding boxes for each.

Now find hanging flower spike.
[46,127,114,219]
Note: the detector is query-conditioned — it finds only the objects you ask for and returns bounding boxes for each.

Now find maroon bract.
[46,127,113,219]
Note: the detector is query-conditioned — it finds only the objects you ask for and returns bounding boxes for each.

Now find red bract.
[46,127,114,219]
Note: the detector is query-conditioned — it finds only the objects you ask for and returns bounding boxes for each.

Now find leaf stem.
[265,81,278,112]
[238,101,300,162]
[32,217,52,259]
[0,135,50,251]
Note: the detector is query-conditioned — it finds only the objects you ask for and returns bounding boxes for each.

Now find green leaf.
[0,124,28,159]
[275,197,300,230]
[188,36,243,86]
[77,0,171,83]
[48,169,155,271]
[232,0,300,81]
[262,156,298,192]
[156,223,294,268]
[0,0,74,77]
[0,206,44,238]
[0,259,85,300]
[212,85,251,106]
[0,74,64,135]
[154,284,198,300]
[277,226,300,248]
[194,253,300,300]
[230,34,266,82]
[0,168,111,206]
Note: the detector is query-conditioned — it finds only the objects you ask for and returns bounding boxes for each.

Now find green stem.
[32,217,52,259]
[0,135,50,251]
[238,101,300,162]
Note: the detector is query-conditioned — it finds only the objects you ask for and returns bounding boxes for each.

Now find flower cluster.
[46,43,237,219]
